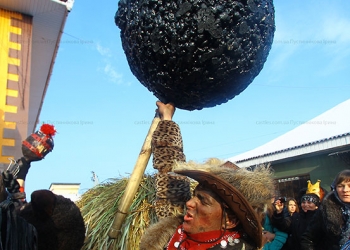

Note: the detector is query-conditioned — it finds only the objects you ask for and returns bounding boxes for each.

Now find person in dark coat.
[272,184,321,250]
[18,189,85,250]
[0,170,85,250]
[301,169,350,250]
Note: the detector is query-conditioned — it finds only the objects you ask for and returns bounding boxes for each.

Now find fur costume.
[0,173,85,250]
[140,159,274,250]
[152,120,191,218]
[140,216,184,249]
[140,216,259,250]
[141,119,275,249]
[19,190,85,250]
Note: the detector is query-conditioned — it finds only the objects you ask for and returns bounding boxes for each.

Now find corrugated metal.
[232,133,350,168]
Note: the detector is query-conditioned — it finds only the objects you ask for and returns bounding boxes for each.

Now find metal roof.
[227,99,350,167]
[0,0,73,133]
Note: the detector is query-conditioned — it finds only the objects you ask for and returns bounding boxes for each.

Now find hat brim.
[175,169,262,248]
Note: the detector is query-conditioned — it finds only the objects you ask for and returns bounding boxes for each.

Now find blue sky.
[24,0,350,197]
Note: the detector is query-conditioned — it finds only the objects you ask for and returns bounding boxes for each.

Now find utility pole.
[91,171,99,186]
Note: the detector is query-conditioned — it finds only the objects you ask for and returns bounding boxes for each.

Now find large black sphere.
[115,0,275,110]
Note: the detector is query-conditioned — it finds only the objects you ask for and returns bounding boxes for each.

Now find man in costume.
[140,101,276,250]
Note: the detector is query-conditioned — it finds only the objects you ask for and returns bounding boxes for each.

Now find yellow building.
[0,0,73,171]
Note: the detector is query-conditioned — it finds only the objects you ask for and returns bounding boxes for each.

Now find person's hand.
[156,101,175,121]
[2,171,19,192]
[262,231,275,244]
[274,199,284,214]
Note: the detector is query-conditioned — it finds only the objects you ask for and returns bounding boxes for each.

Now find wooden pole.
[108,115,160,239]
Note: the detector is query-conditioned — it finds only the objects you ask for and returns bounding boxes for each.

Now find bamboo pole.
[108,114,160,239]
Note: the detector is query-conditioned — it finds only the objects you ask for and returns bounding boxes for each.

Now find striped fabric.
[341,240,350,250]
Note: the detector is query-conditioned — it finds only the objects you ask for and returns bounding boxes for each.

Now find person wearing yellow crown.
[301,169,350,250]
[271,180,322,250]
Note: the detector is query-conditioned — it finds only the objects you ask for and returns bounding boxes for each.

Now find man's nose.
[185,197,196,208]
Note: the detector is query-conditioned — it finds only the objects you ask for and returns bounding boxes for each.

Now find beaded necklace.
[167,225,241,250]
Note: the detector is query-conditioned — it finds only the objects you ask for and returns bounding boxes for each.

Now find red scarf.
[167,225,240,250]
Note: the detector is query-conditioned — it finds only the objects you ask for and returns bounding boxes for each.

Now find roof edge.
[51,0,74,11]
[230,133,350,166]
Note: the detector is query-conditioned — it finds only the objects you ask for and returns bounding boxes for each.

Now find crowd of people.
[267,170,350,250]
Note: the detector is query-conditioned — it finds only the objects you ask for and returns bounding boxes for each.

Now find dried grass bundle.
[77,174,158,250]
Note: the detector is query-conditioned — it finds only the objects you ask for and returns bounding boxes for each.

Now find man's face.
[183,185,224,234]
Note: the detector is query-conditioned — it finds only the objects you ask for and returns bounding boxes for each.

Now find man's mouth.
[184,212,193,222]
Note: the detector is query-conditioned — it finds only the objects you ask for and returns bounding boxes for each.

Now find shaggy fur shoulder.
[140,215,183,250]
[19,194,85,250]
[320,191,343,235]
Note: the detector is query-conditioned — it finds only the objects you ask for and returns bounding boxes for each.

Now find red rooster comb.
[40,124,57,137]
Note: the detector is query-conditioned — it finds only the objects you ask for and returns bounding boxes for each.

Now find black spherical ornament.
[115,0,275,110]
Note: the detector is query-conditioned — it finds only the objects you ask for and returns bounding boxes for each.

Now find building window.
[275,174,310,202]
